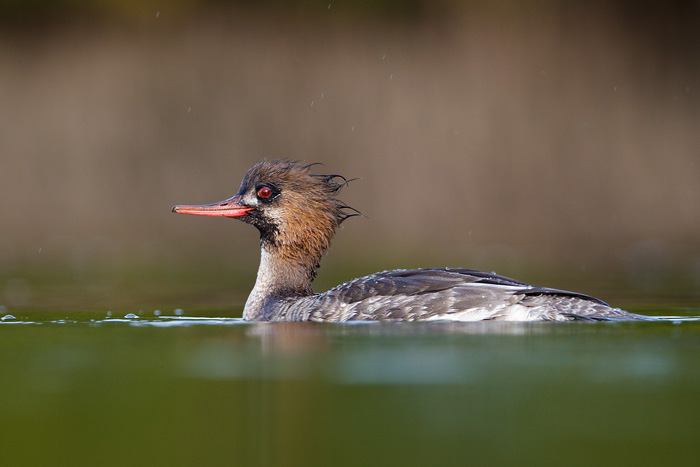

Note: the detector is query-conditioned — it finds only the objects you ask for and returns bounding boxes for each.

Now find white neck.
[243,245,316,320]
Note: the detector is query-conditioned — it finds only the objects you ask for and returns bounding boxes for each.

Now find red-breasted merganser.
[173,160,651,322]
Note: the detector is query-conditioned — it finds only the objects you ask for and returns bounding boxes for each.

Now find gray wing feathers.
[294,269,648,322]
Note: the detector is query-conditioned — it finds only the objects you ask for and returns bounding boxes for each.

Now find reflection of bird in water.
[173,160,652,322]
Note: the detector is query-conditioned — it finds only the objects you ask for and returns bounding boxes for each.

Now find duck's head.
[172,160,359,255]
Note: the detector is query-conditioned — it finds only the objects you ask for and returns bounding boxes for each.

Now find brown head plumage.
[234,159,358,249]
[172,159,359,295]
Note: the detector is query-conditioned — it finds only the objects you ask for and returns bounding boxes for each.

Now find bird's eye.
[257,186,272,199]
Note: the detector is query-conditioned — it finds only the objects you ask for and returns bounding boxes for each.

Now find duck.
[172,159,652,322]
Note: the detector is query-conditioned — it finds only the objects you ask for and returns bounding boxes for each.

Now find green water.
[1,308,699,467]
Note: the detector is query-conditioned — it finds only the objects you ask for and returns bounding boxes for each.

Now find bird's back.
[259,268,651,322]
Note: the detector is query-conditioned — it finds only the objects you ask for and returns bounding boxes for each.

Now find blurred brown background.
[1,0,699,310]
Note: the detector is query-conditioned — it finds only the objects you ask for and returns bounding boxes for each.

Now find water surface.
[1,307,699,466]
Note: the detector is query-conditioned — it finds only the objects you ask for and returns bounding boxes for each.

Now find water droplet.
[174,308,184,316]
[351,126,355,132]
[328,3,331,9]
[1,314,16,321]
[154,309,161,316]
[389,74,393,80]
[125,313,138,319]
[155,11,159,18]
[310,100,314,106]
[187,106,191,113]
[106,311,112,317]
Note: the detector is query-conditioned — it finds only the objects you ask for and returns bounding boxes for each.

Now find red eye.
[257,186,272,198]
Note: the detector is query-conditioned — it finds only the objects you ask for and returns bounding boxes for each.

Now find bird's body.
[173,160,651,322]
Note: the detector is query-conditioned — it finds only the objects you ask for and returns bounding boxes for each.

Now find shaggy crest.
[239,159,360,226]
